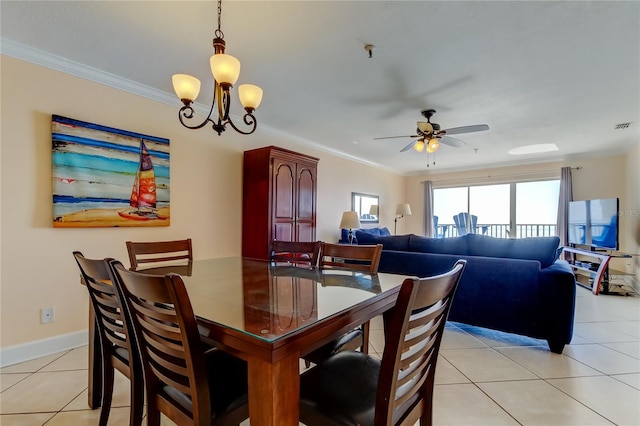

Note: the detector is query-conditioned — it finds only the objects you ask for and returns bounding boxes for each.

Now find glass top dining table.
[86,257,409,426]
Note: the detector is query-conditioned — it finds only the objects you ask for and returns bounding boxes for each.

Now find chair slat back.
[320,243,383,273]
[376,260,466,426]
[126,239,193,271]
[74,252,130,355]
[271,240,322,266]
[108,260,211,424]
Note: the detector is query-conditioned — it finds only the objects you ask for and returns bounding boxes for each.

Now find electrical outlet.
[40,307,55,324]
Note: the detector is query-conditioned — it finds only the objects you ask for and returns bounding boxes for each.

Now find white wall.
[0,56,404,358]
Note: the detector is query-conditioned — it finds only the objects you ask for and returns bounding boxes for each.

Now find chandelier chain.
[215,0,224,39]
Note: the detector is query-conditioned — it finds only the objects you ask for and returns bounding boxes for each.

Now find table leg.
[87,303,102,409]
[247,352,300,426]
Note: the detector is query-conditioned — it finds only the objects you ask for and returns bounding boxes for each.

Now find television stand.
[561,247,611,295]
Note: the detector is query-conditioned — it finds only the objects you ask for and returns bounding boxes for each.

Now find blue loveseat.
[355,232,576,353]
[339,227,391,244]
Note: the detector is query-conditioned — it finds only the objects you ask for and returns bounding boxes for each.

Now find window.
[433,179,559,238]
[516,181,559,237]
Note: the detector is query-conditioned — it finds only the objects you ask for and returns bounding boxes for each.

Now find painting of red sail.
[52,115,170,227]
[118,140,167,221]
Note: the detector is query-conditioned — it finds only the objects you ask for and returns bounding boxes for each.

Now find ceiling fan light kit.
[172,0,263,136]
[427,138,440,153]
[374,108,489,167]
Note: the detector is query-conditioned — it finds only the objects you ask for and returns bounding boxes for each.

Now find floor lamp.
[394,203,412,234]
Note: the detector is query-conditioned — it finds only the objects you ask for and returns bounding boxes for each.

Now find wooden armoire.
[242,146,319,260]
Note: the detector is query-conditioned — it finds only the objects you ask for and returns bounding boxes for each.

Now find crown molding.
[1,37,178,107]
[0,38,400,174]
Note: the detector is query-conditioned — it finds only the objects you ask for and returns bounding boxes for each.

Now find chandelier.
[172,0,263,135]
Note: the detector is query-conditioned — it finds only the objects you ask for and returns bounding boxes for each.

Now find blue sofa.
[355,232,576,353]
[339,227,390,244]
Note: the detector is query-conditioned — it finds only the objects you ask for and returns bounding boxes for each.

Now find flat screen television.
[568,198,619,250]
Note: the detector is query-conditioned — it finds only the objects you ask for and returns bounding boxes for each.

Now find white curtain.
[557,167,573,246]
[423,181,434,237]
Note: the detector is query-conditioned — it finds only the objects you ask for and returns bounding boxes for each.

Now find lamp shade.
[238,84,263,111]
[339,211,361,229]
[395,203,412,216]
[369,205,379,216]
[413,140,425,153]
[172,74,201,103]
[210,53,241,85]
[427,138,440,153]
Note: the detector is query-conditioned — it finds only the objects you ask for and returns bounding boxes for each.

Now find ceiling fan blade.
[417,121,433,134]
[439,135,467,148]
[400,140,418,152]
[443,124,489,135]
[373,135,418,140]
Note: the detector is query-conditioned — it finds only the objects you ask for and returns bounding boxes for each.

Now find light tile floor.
[1,286,639,425]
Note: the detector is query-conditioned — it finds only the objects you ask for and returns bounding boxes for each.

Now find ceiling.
[2,1,639,175]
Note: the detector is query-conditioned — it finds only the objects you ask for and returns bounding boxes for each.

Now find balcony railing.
[436,224,557,239]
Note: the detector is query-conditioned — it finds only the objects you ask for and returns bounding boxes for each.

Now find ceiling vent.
[614,122,631,129]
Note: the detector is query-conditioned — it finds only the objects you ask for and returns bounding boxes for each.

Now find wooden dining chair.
[107,260,249,426]
[302,243,383,366]
[125,238,193,271]
[270,240,322,267]
[299,260,466,426]
[319,242,383,274]
[73,252,143,426]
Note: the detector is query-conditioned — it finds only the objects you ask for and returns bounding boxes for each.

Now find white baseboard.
[0,330,89,368]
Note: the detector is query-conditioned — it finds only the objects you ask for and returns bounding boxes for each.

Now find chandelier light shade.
[172,0,262,136]
[210,53,241,86]
[413,139,425,153]
[172,74,202,103]
[238,84,264,112]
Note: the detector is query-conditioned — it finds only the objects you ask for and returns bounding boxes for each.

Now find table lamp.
[340,211,361,244]
[394,203,412,234]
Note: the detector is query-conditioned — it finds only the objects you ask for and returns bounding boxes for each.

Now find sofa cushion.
[465,234,560,268]
[407,234,560,268]
[409,235,469,255]
[355,231,410,251]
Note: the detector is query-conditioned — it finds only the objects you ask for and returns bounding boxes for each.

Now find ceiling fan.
[375,109,489,155]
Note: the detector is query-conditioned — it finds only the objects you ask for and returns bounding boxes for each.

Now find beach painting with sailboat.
[52,115,170,227]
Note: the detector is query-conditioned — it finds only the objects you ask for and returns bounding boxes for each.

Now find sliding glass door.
[433,179,559,238]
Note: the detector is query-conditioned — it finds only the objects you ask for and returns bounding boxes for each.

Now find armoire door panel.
[296,223,315,242]
[273,161,295,220]
[296,167,316,222]
[274,223,294,242]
